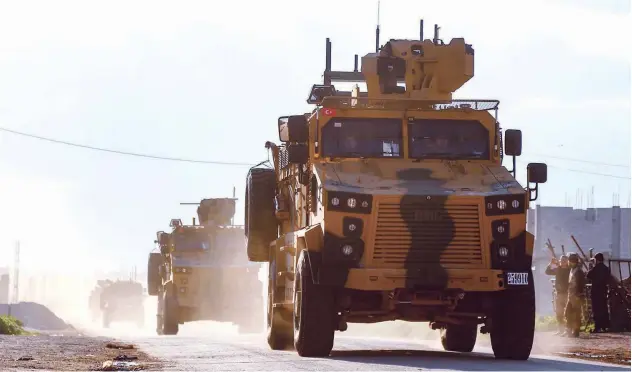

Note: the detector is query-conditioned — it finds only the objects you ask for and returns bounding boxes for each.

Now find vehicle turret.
[308,20,474,103]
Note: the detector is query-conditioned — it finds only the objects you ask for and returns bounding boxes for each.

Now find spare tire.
[245,168,277,262]
[147,253,162,296]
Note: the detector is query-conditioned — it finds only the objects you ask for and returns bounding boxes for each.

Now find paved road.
[93,322,629,371]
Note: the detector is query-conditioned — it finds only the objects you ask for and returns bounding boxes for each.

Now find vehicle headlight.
[485,195,525,216]
[326,191,372,214]
[341,244,354,256]
[497,225,505,234]
[498,246,509,258]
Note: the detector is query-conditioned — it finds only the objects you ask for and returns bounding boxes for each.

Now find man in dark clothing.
[587,252,611,332]
[545,255,571,335]
[565,252,587,338]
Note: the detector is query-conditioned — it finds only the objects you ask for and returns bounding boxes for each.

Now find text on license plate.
[507,272,529,285]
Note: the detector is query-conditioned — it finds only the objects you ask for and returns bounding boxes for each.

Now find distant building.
[527,205,631,315]
[0,274,9,304]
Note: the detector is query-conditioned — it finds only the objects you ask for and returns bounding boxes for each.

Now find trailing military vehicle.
[244,19,548,359]
[147,197,264,336]
[89,279,145,328]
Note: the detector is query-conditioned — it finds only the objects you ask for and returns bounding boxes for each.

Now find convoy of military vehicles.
[88,18,552,361]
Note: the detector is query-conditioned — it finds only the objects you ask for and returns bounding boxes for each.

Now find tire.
[440,324,477,352]
[161,284,179,335]
[293,251,336,357]
[147,253,162,296]
[267,247,293,350]
[490,271,535,360]
[245,168,277,262]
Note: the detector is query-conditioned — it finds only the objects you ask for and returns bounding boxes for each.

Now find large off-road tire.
[490,271,535,360]
[440,324,477,352]
[245,168,277,262]
[147,253,162,296]
[161,284,179,335]
[267,247,293,350]
[293,251,336,357]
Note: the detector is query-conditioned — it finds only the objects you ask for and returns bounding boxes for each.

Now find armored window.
[322,118,403,158]
[408,119,490,160]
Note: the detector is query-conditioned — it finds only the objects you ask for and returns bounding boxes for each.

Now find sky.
[0,0,630,273]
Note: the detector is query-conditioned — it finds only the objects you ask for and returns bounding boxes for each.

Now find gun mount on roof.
[180,198,237,226]
[308,19,474,104]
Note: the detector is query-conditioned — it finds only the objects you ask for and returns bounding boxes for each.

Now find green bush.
[0,315,28,335]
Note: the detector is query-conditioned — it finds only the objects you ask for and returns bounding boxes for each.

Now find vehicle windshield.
[173,229,211,251]
[408,119,490,160]
[322,118,402,158]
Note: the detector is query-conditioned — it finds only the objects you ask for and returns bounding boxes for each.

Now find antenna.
[420,19,424,40]
[434,24,440,44]
[375,0,381,52]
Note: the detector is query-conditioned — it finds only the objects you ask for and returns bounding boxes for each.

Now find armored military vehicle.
[90,279,145,328]
[244,19,548,359]
[147,197,264,336]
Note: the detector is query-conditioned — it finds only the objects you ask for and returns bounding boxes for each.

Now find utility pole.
[9,241,20,317]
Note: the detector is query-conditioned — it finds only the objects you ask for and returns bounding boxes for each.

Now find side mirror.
[287,143,309,164]
[278,115,309,143]
[504,129,522,156]
[527,162,547,202]
[527,162,548,184]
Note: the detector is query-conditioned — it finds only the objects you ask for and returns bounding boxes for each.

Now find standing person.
[587,252,611,332]
[565,253,587,338]
[545,255,571,335]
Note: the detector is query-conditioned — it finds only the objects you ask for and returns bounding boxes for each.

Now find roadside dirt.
[0,331,162,371]
[533,331,631,366]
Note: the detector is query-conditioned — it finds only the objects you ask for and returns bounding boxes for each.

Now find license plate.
[507,272,529,286]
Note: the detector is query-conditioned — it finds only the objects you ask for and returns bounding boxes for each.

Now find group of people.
[545,252,612,337]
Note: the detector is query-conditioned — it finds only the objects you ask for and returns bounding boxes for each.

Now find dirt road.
[91,322,629,371]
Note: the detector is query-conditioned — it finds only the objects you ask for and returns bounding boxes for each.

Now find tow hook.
[337,314,348,332]
[480,319,491,334]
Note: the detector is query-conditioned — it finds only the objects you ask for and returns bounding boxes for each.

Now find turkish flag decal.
[322,108,336,116]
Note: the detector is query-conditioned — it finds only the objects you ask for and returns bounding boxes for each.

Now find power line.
[515,159,631,179]
[529,153,630,168]
[0,126,256,166]
[2,125,631,179]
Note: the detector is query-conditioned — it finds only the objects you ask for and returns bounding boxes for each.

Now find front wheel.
[161,285,179,335]
[267,248,293,350]
[490,271,535,360]
[293,251,336,357]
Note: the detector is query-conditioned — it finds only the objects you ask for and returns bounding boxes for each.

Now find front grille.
[372,201,483,267]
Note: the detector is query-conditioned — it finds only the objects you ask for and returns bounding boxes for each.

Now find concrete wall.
[527,205,631,315]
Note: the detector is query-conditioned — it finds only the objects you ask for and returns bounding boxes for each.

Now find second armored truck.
[147,198,264,335]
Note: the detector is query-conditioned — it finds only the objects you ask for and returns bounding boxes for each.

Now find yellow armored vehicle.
[90,279,145,328]
[147,197,264,335]
[245,20,548,359]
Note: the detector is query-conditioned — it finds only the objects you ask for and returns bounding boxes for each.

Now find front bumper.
[319,267,531,292]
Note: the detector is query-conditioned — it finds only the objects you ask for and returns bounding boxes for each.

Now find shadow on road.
[328,349,629,371]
